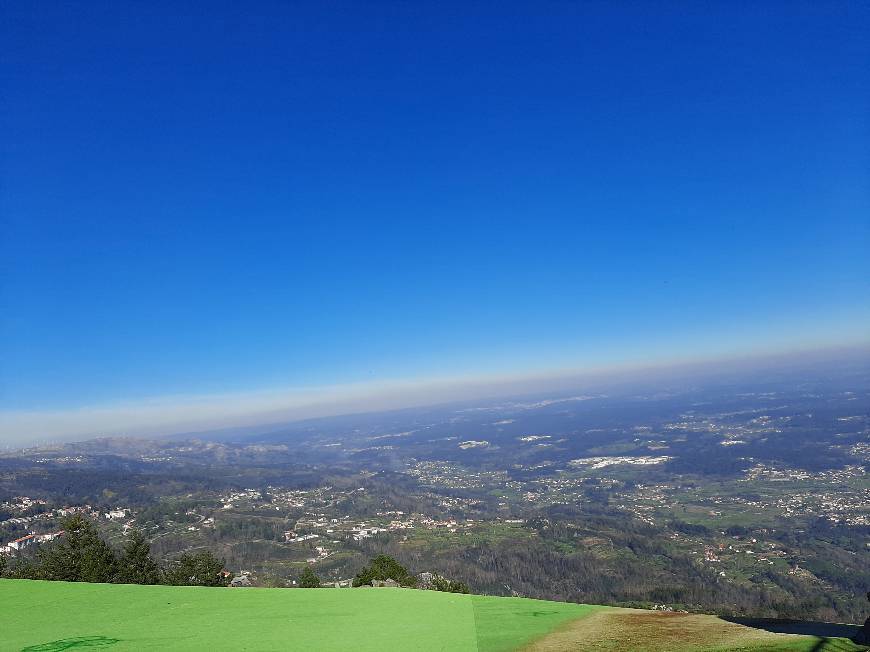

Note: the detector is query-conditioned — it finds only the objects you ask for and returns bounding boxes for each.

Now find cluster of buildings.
[736,464,869,525]
[1,497,134,557]
[290,508,479,543]
[408,461,508,489]
[0,530,64,556]
[569,455,672,470]
[286,533,319,543]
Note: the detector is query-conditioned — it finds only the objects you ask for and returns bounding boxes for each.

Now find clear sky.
[1,2,868,440]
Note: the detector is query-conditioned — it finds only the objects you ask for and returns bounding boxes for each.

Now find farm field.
[0,580,864,652]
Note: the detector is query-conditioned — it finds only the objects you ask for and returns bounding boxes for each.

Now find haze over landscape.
[1,2,868,650]
[1,346,866,447]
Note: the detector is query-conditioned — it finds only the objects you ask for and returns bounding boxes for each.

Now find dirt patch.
[522,608,807,651]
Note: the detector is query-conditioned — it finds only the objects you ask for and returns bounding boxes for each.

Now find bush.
[431,574,470,594]
[164,551,229,587]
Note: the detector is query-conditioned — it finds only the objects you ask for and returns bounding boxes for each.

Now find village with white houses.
[0,495,133,558]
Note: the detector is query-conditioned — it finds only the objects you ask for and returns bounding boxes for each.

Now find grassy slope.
[0,580,595,652]
[0,580,863,652]
[470,595,603,651]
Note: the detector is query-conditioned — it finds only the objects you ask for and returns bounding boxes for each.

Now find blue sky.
[1,2,868,438]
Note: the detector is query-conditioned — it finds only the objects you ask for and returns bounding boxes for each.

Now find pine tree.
[115,529,161,585]
[37,515,118,583]
[299,565,320,588]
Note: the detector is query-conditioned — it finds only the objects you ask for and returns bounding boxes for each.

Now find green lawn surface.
[470,595,602,651]
[0,579,597,652]
[3,580,862,652]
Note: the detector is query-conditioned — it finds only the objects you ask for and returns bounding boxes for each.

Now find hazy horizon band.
[3,340,867,448]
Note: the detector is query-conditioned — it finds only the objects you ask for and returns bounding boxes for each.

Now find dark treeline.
[360,536,861,622]
[1,515,469,596]
[0,461,330,510]
[0,467,231,510]
[3,515,229,587]
[350,507,868,624]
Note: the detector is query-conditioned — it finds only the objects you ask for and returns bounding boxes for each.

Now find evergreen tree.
[115,529,161,585]
[0,553,6,576]
[164,551,229,587]
[299,565,320,588]
[352,554,416,587]
[37,515,118,583]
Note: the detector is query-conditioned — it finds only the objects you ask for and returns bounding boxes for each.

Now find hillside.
[1,580,865,651]
[4,378,867,625]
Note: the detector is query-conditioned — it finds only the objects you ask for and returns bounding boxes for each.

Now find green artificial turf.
[0,579,597,651]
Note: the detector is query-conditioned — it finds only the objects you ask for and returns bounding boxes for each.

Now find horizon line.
[2,339,868,449]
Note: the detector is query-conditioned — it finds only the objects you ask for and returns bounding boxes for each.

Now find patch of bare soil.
[522,608,806,651]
